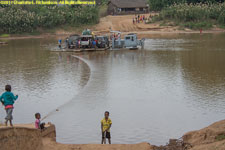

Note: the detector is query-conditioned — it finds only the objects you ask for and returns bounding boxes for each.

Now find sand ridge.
[1,120,225,150]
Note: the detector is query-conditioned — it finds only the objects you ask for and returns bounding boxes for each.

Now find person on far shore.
[35,113,45,130]
[101,111,112,144]
[78,39,81,48]
[58,39,62,49]
[92,39,97,49]
[0,85,18,126]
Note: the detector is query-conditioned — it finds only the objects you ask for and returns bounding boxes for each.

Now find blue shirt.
[0,91,18,106]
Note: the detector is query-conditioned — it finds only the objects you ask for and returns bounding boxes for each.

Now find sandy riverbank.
[52,15,225,38]
[0,119,225,150]
[93,15,225,34]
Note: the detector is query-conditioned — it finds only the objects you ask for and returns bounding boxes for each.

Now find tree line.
[148,0,225,11]
[0,5,99,33]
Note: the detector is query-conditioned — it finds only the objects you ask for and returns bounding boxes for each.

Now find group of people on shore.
[0,85,112,144]
[133,14,153,24]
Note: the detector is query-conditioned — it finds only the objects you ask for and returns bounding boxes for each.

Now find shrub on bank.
[218,10,225,25]
[0,7,36,33]
[183,21,213,29]
[153,2,225,29]
[0,5,99,33]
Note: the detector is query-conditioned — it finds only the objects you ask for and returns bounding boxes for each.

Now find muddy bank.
[0,123,55,150]
[182,119,225,150]
[0,34,50,40]
[153,119,225,150]
[0,119,225,150]
[0,126,43,150]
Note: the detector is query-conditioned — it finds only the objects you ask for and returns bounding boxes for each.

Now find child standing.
[101,111,112,144]
[35,113,45,130]
[0,85,18,126]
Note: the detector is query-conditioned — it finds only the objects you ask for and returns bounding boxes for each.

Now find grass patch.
[159,21,176,26]
[0,34,10,37]
[219,24,225,29]
[216,134,225,141]
[156,19,212,30]
[182,21,213,30]
[159,22,167,26]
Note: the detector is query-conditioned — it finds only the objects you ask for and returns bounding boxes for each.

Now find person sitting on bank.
[101,111,112,144]
[35,113,45,130]
[0,85,18,126]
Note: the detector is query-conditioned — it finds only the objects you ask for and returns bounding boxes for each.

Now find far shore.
[1,14,225,41]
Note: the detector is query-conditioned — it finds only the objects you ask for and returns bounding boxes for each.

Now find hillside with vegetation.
[1,0,225,34]
[149,0,225,29]
[0,5,99,34]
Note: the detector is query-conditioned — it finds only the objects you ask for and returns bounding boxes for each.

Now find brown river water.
[0,33,225,145]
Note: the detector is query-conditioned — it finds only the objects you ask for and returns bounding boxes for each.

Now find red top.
[5,105,13,109]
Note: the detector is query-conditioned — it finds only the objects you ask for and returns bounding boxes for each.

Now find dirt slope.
[93,14,165,33]
[183,120,225,150]
[0,126,43,150]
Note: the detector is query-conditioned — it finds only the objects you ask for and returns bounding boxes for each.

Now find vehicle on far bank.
[96,36,109,48]
[80,35,93,48]
[66,34,80,49]
[124,33,142,49]
[110,31,145,50]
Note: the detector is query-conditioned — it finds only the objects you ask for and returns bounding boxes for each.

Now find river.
[0,33,225,145]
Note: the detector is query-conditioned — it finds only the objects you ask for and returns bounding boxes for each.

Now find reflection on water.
[0,33,225,145]
[144,39,190,51]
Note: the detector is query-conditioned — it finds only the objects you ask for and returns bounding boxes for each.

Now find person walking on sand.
[0,85,18,126]
[101,111,112,144]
